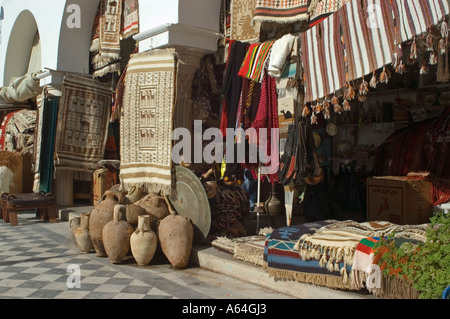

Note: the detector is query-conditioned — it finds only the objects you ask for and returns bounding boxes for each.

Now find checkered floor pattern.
[0,212,213,299]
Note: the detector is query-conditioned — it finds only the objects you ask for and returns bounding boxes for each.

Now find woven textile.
[238,41,275,82]
[254,0,311,23]
[121,0,139,39]
[55,74,112,173]
[212,235,266,266]
[91,0,123,78]
[119,49,178,196]
[264,220,360,290]
[309,0,350,27]
[230,0,261,42]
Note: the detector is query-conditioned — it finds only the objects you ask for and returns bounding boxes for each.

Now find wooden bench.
[1,192,57,226]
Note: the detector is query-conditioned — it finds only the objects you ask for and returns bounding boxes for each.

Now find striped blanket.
[264,220,361,290]
[238,41,275,82]
[301,0,450,103]
[254,0,311,23]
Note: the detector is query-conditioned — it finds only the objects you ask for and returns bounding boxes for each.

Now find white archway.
[3,9,39,85]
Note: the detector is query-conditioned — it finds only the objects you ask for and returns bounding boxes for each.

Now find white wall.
[0,0,99,86]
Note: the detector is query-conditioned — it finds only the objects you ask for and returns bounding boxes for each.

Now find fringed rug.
[121,0,139,39]
[253,0,311,24]
[230,0,261,43]
[119,49,178,196]
[91,0,123,78]
[211,234,267,267]
[54,74,112,174]
[264,220,361,290]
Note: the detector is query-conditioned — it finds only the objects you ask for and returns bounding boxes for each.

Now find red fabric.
[0,111,19,150]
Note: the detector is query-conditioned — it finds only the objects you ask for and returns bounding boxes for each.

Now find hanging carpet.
[230,0,261,43]
[119,49,178,196]
[91,0,123,78]
[253,0,311,23]
[54,74,112,174]
[121,0,139,39]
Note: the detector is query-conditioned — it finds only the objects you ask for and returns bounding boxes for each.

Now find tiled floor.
[0,212,294,299]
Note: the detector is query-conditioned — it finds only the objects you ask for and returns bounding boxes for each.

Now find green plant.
[374,212,450,299]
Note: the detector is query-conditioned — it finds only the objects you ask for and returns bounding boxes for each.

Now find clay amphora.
[157,206,194,269]
[125,204,147,227]
[74,213,94,253]
[134,194,169,220]
[130,215,158,266]
[69,215,81,244]
[102,205,134,264]
[89,189,124,257]
[124,185,143,204]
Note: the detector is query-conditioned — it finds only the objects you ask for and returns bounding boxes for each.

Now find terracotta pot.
[125,204,147,227]
[130,215,158,266]
[134,194,169,220]
[74,213,94,253]
[102,205,134,264]
[124,185,143,204]
[89,189,124,257]
[69,215,81,244]
[157,206,194,269]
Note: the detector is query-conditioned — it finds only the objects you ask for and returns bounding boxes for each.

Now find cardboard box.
[367,176,433,225]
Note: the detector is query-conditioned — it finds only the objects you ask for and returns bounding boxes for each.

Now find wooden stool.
[4,192,57,226]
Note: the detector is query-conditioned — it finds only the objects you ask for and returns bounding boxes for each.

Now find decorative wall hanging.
[121,0,139,39]
[253,0,311,24]
[119,49,178,196]
[55,74,112,174]
[230,0,261,42]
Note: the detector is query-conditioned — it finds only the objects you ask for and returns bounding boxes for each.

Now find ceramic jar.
[157,210,194,269]
[130,215,158,266]
[124,185,143,204]
[134,193,169,220]
[74,213,94,253]
[125,204,147,227]
[102,205,134,264]
[69,215,81,244]
[89,189,124,257]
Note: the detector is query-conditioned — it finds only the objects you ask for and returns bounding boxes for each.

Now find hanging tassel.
[441,20,449,44]
[379,67,389,84]
[359,78,369,96]
[357,94,367,103]
[420,63,429,75]
[323,98,330,110]
[315,100,323,114]
[396,60,406,74]
[302,105,310,117]
[344,83,355,100]
[331,95,339,105]
[311,112,318,125]
[334,103,343,115]
[409,38,418,64]
[430,50,438,65]
[426,29,434,51]
[322,105,331,120]
[343,99,351,112]
[369,71,377,88]
[439,38,447,55]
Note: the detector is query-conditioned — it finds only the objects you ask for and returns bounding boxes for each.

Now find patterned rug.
[253,0,311,23]
[211,234,267,267]
[230,0,261,43]
[119,49,178,196]
[91,0,123,78]
[121,0,139,39]
[54,74,112,174]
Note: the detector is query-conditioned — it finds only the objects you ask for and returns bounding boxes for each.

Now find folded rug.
[119,49,178,196]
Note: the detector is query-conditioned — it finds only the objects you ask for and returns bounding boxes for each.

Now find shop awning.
[301,0,450,103]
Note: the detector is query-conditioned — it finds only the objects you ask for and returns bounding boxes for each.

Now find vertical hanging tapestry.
[54,74,112,174]
[121,0,139,39]
[230,0,261,42]
[253,0,311,23]
[119,49,178,196]
[91,0,123,78]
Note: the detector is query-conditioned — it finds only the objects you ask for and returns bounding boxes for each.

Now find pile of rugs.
[211,219,429,299]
